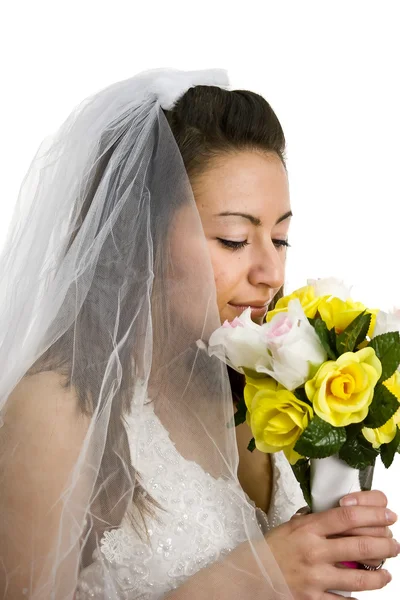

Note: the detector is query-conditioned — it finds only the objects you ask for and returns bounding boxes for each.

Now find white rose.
[207,308,270,373]
[307,277,352,301]
[257,299,327,390]
[373,309,400,338]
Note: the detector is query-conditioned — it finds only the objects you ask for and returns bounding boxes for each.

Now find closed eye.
[217,238,250,251]
[273,239,290,249]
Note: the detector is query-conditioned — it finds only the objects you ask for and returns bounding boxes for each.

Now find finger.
[309,506,398,537]
[331,526,393,538]
[328,536,399,563]
[326,565,392,592]
[340,490,388,508]
[324,595,360,600]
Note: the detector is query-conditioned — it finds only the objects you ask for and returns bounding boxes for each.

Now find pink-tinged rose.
[208,300,327,387]
[208,308,270,373]
[222,317,244,329]
[266,315,292,338]
[257,299,327,391]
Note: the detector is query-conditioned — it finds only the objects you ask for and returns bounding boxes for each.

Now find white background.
[1,1,399,597]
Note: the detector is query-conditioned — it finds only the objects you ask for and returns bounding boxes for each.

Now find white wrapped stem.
[311,455,364,598]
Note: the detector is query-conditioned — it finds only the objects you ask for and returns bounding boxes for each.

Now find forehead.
[192,151,290,222]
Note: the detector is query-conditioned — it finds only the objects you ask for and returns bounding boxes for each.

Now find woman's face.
[193,151,291,325]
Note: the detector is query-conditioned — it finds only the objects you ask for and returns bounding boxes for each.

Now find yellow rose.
[362,411,400,448]
[384,370,400,399]
[362,371,400,448]
[305,348,382,427]
[244,376,277,411]
[245,378,313,465]
[267,285,324,322]
[317,296,378,337]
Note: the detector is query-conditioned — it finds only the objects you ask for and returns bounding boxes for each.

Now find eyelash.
[217,239,290,251]
[274,239,291,249]
[217,239,250,251]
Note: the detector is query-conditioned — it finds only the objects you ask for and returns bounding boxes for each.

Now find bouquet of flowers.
[207,278,400,516]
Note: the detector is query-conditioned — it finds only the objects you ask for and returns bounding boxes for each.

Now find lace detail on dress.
[76,403,305,599]
[100,530,154,566]
[76,403,258,599]
[267,451,306,528]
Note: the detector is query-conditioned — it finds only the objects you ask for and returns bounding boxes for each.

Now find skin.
[193,151,292,326]
[191,149,398,596]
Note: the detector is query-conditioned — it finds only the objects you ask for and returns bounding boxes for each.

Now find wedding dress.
[76,398,305,599]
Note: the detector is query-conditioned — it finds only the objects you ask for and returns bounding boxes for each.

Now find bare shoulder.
[1,371,89,455]
[0,375,91,596]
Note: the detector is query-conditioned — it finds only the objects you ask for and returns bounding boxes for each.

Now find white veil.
[0,69,293,600]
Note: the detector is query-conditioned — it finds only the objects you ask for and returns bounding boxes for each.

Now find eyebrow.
[217,210,293,226]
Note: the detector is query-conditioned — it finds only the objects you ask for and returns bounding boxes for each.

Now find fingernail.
[395,541,400,554]
[295,506,311,515]
[386,509,398,523]
[340,496,357,506]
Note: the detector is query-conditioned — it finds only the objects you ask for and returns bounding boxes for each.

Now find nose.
[248,242,285,291]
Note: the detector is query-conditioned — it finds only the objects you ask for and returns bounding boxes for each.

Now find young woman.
[0,69,396,600]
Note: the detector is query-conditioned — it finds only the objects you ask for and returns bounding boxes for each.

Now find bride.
[0,69,396,600]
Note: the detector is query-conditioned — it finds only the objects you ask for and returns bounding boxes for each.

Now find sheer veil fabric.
[0,69,294,599]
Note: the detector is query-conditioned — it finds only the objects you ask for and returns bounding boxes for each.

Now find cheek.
[209,246,243,308]
[213,268,231,309]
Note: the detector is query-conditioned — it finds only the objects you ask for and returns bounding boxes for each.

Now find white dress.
[76,401,305,599]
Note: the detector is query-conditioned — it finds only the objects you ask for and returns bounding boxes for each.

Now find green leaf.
[364,383,399,429]
[339,433,379,469]
[328,327,337,350]
[241,367,268,380]
[345,422,364,441]
[234,396,248,427]
[293,387,312,406]
[313,319,338,360]
[353,313,372,349]
[247,438,256,452]
[294,415,347,459]
[291,458,312,508]
[336,311,371,355]
[380,428,400,469]
[369,332,400,383]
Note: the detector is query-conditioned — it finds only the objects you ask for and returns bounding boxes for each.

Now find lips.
[229,304,267,310]
[228,302,270,318]
[228,301,271,310]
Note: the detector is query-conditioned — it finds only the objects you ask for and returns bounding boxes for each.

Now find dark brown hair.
[164,86,286,179]
[29,84,286,557]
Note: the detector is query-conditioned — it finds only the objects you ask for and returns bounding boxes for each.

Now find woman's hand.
[335,490,394,568]
[265,501,398,599]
